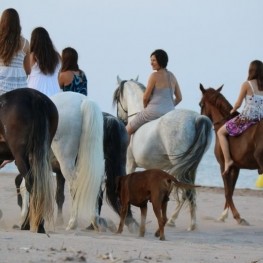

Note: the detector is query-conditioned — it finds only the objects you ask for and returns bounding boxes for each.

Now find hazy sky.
[1,0,263,115]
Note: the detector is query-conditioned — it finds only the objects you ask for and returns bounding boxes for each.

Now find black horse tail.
[103,113,128,215]
[27,94,58,231]
[172,115,212,183]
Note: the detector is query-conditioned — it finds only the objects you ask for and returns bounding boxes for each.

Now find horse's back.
[227,121,263,170]
[130,109,209,169]
[0,88,58,140]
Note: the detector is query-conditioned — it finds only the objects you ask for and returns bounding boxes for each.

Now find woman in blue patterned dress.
[218,60,263,174]
[59,47,87,96]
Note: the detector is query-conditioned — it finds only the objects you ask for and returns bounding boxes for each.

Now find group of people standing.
[1,8,263,176]
[0,8,87,99]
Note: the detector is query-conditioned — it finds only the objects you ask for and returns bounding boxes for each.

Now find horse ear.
[217,85,224,92]
[135,75,139,81]
[200,83,206,93]
[117,75,122,84]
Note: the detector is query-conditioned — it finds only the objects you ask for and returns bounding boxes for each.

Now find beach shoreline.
[0,172,263,263]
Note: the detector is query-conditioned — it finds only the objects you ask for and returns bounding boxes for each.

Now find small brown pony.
[199,84,263,225]
[116,169,198,240]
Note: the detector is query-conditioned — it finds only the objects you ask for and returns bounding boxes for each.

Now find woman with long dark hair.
[27,27,61,97]
[0,8,30,95]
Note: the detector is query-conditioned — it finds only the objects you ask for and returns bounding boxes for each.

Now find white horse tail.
[72,99,104,225]
[172,115,212,183]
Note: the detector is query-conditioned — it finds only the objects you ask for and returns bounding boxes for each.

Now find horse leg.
[126,146,137,174]
[152,202,165,240]
[15,174,23,209]
[139,205,147,237]
[222,167,248,225]
[166,196,186,227]
[185,188,197,231]
[116,202,128,234]
[19,178,30,229]
[55,171,65,226]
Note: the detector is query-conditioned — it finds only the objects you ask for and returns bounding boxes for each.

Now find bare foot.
[0,160,13,169]
[223,160,234,176]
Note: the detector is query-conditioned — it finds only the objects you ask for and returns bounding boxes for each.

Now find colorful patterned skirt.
[225,114,259,136]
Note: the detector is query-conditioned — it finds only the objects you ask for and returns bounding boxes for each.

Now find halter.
[116,82,138,124]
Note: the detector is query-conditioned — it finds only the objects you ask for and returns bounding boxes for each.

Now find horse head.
[113,76,144,125]
[199,83,237,128]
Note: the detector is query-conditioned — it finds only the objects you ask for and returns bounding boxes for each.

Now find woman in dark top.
[59,47,87,96]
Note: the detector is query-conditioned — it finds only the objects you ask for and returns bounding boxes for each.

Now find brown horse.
[0,88,58,233]
[199,84,263,225]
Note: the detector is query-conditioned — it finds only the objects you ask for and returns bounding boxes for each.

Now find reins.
[116,81,138,123]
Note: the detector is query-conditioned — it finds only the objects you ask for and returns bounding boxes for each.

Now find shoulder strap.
[248,81,255,94]
[166,70,174,100]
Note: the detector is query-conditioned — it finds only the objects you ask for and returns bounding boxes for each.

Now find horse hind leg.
[166,195,186,227]
[55,171,65,226]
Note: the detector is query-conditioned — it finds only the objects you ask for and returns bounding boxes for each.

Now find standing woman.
[0,8,30,95]
[27,27,61,97]
[59,47,88,96]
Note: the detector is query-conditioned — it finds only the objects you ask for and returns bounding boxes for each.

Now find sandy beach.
[0,172,263,263]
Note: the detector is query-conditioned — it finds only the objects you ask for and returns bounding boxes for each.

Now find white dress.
[27,61,61,97]
[0,39,27,95]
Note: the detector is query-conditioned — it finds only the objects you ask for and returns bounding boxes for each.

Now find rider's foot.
[223,160,234,176]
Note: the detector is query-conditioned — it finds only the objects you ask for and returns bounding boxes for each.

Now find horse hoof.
[187,224,196,231]
[93,217,108,232]
[66,220,77,230]
[239,218,249,226]
[166,219,175,227]
[55,217,64,226]
[105,218,117,233]
[127,222,139,234]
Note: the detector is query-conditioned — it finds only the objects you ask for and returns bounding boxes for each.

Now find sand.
[0,172,263,263]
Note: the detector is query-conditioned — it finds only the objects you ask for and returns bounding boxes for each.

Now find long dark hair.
[61,47,79,72]
[0,8,21,65]
[248,60,263,91]
[30,27,59,75]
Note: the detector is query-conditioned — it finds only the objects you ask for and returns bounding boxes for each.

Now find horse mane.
[112,79,146,107]
[204,88,236,118]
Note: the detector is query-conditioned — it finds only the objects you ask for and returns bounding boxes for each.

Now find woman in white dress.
[0,8,30,95]
[27,27,61,97]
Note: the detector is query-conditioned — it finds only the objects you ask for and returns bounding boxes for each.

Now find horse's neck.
[211,109,227,132]
[126,85,144,115]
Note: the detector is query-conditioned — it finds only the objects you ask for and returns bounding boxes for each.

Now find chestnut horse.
[0,88,58,233]
[199,84,263,225]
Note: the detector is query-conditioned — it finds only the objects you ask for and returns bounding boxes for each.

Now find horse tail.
[28,100,56,232]
[172,115,212,183]
[169,174,200,189]
[72,99,104,225]
[103,114,128,215]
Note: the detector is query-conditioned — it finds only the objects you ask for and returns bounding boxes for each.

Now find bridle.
[200,100,232,127]
[116,89,138,125]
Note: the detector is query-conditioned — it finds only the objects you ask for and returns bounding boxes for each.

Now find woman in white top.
[27,27,61,97]
[218,60,263,174]
[0,8,30,95]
